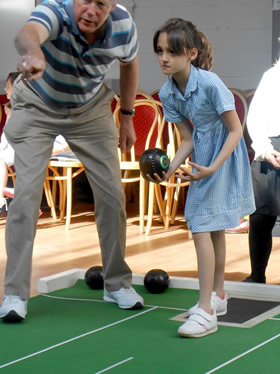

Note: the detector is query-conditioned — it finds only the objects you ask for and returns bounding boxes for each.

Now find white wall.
[0,0,35,91]
[0,0,273,94]
[131,0,272,93]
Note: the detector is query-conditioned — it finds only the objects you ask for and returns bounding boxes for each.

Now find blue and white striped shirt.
[27,0,138,108]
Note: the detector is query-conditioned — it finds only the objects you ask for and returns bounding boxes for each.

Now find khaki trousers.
[4,80,131,300]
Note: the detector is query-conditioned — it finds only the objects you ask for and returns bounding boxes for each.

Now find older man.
[0,0,143,322]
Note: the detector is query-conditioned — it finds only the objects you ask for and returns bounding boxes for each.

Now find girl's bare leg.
[211,230,226,299]
[192,231,215,315]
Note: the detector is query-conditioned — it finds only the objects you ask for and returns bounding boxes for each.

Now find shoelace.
[4,296,22,303]
[114,287,133,296]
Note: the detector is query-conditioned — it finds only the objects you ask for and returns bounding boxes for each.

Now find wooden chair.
[5,164,58,222]
[150,89,160,102]
[7,166,16,186]
[243,89,256,105]
[144,113,192,237]
[136,90,154,100]
[150,89,165,119]
[229,88,248,129]
[111,94,119,113]
[0,94,8,137]
[139,96,192,236]
[0,105,2,132]
[5,158,84,229]
[44,159,85,229]
[243,89,256,164]
[113,98,163,233]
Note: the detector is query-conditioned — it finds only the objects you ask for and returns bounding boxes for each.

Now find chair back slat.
[229,88,248,129]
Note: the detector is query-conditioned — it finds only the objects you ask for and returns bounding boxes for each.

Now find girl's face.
[4,78,13,100]
[156,32,197,79]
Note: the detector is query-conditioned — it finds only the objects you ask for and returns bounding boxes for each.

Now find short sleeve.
[159,83,185,123]
[27,3,63,40]
[206,74,235,115]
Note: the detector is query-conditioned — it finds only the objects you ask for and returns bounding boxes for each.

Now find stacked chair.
[113,96,162,234]
[2,88,252,235]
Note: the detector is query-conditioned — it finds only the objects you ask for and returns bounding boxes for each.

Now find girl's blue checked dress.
[159,65,255,233]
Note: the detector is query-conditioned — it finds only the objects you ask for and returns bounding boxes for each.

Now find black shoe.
[242,276,266,284]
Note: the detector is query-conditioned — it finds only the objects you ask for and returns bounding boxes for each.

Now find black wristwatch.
[120,108,135,116]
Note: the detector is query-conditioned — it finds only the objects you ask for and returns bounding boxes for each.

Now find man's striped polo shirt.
[27,0,138,108]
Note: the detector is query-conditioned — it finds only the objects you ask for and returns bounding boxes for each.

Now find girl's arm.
[209,110,242,171]
[166,120,193,178]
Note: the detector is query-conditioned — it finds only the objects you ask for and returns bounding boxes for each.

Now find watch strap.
[120,108,135,116]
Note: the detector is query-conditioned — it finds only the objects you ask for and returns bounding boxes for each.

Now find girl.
[152,18,255,338]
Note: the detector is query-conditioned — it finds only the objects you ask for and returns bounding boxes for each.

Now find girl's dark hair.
[153,18,213,71]
[6,71,20,84]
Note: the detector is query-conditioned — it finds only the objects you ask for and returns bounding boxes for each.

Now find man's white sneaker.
[178,308,217,338]
[188,291,227,317]
[104,287,144,310]
[0,295,27,322]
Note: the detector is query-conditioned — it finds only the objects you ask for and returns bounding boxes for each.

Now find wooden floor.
[1,199,280,301]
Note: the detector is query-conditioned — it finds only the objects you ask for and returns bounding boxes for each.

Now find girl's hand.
[143,170,171,184]
[175,161,215,181]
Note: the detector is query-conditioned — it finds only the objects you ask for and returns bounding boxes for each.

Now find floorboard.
[1,200,279,301]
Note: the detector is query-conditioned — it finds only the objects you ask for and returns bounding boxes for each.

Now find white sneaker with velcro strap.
[178,308,217,338]
[187,291,227,317]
